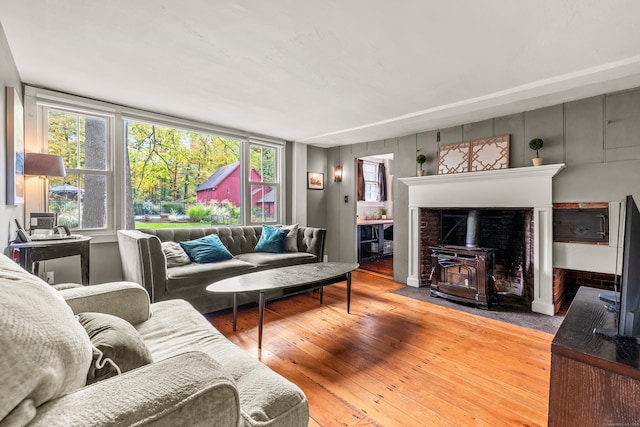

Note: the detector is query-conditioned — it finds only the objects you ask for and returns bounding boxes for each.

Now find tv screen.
[618,195,640,338]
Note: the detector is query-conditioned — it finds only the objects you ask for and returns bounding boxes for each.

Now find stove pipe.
[466,209,482,248]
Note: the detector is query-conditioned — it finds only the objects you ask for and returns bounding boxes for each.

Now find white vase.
[532,157,543,166]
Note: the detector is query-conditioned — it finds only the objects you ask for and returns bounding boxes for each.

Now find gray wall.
[0,22,23,253]
[306,145,327,230]
[317,87,640,282]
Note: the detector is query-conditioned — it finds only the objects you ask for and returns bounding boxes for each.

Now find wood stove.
[429,245,498,308]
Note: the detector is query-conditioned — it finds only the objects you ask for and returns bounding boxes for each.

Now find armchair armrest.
[59,282,150,325]
[30,352,239,427]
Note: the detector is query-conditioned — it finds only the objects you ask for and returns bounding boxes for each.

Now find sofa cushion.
[166,258,256,291]
[281,224,299,252]
[161,241,191,267]
[236,252,317,268]
[137,299,309,426]
[0,255,92,424]
[180,234,234,263]
[77,312,153,384]
[255,224,288,253]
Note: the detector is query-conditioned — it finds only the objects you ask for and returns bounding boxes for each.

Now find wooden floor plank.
[207,269,552,426]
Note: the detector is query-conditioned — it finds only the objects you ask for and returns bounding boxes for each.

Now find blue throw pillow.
[255,225,289,253]
[179,234,233,264]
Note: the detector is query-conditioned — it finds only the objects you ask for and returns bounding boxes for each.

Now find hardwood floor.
[359,256,393,278]
[206,269,552,426]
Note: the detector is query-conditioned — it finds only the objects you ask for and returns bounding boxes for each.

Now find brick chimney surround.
[400,164,566,316]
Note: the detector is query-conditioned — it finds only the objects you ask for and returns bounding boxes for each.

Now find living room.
[2,2,640,426]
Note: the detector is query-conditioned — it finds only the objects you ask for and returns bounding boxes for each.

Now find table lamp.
[24,153,66,210]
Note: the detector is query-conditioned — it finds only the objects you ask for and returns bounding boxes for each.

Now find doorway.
[356,153,394,278]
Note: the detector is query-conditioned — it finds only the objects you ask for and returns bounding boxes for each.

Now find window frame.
[36,102,116,238]
[243,139,284,225]
[363,160,379,202]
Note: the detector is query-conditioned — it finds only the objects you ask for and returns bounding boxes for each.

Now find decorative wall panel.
[437,141,470,174]
[438,134,510,174]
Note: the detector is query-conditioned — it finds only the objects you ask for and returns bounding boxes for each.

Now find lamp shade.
[24,153,66,177]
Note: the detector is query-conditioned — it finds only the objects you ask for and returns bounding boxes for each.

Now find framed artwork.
[307,172,324,190]
[438,134,510,174]
[6,86,24,205]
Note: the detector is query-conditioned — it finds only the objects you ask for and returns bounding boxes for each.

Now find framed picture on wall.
[307,172,324,190]
[6,86,24,205]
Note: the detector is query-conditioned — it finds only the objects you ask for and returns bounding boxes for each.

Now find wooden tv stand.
[549,286,640,426]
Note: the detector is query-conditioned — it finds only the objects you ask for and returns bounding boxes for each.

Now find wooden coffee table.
[207,262,359,348]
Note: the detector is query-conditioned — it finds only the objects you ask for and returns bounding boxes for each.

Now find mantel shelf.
[399,163,565,187]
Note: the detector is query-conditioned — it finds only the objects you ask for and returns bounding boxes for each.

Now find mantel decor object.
[416,154,427,176]
[529,138,544,166]
[438,134,510,174]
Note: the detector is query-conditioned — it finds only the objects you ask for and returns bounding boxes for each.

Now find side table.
[9,236,92,285]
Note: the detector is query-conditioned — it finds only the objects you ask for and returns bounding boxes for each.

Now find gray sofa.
[117,225,326,313]
[0,253,308,426]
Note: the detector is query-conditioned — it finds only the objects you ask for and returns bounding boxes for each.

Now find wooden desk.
[9,236,92,285]
[549,286,640,426]
[357,219,393,264]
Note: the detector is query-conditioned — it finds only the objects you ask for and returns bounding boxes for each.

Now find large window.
[46,109,111,230]
[125,120,281,228]
[27,86,284,236]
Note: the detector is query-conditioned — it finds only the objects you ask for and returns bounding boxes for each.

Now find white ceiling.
[2,1,640,147]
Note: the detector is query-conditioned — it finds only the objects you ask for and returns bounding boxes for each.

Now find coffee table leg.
[320,286,323,304]
[258,291,265,349]
[347,272,352,314]
[233,294,237,331]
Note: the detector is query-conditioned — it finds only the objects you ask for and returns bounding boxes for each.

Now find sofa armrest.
[30,352,239,427]
[58,282,151,325]
[117,230,167,302]
[298,226,326,262]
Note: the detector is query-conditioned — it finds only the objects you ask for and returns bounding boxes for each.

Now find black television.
[617,195,640,338]
[597,195,640,338]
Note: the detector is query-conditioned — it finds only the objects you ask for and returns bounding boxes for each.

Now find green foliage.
[161,202,184,214]
[210,200,240,225]
[529,138,544,157]
[250,145,276,183]
[49,200,79,228]
[416,154,427,165]
[187,204,212,222]
[135,222,204,229]
[126,120,241,203]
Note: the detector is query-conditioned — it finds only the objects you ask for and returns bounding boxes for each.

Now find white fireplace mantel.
[400,164,565,316]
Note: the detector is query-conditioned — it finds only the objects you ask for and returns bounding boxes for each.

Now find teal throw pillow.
[180,234,233,263]
[255,224,289,253]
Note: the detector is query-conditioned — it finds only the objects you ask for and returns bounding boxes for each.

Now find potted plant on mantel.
[416,154,427,176]
[529,138,544,166]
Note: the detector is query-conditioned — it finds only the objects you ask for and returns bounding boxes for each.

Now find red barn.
[196,162,268,208]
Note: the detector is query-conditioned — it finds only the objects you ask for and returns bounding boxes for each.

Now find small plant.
[187,204,212,222]
[168,209,179,222]
[416,154,427,165]
[529,138,544,158]
[380,208,387,216]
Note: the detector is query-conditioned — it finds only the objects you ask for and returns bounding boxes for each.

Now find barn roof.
[196,161,239,192]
